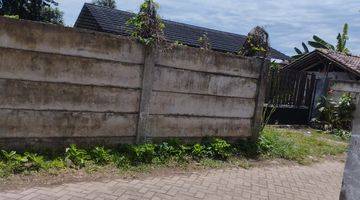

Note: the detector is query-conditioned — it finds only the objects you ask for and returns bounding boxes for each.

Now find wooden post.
[136,46,157,144]
[251,58,270,141]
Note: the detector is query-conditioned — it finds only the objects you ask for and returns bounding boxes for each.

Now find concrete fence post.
[340,96,360,200]
[251,58,270,141]
[136,46,157,143]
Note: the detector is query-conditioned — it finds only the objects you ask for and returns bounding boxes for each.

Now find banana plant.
[307,23,349,53]
[308,35,335,51]
[292,42,309,59]
[336,23,349,53]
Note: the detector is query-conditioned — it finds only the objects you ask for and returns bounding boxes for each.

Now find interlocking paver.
[0,161,344,200]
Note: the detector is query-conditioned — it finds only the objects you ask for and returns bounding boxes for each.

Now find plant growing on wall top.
[239,26,270,58]
[198,33,212,50]
[127,0,165,46]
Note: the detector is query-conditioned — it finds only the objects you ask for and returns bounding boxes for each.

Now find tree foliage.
[127,0,165,46]
[0,0,63,25]
[92,0,116,9]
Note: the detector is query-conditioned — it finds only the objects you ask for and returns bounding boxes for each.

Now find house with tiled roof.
[74,3,289,61]
[284,49,360,81]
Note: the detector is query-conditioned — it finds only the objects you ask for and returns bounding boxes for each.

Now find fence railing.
[265,69,316,108]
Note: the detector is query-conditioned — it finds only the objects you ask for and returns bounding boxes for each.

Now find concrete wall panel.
[0,79,140,112]
[153,66,257,98]
[148,115,252,137]
[150,92,255,118]
[0,48,142,89]
[0,109,137,138]
[158,46,262,78]
[0,18,144,63]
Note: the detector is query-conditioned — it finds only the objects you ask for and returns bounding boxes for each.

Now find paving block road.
[0,161,344,200]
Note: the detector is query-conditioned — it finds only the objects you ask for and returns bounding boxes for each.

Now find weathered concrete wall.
[0,17,266,149]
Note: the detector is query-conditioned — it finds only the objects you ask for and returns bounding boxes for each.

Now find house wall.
[0,17,267,150]
[329,80,360,101]
[310,71,354,81]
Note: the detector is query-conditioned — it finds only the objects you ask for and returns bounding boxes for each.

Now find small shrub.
[112,153,131,168]
[315,93,355,131]
[235,140,259,158]
[24,152,46,171]
[155,139,190,161]
[156,142,176,161]
[45,158,66,170]
[0,161,13,178]
[332,129,351,140]
[65,144,90,168]
[337,93,356,130]
[191,144,208,160]
[1,150,28,173]
[208,139,232,160]
[133,143,156,164]
[91,147,112,165]
[120,143,156,164]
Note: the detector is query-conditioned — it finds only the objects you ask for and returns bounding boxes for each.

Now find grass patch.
[259,127,348,163]
[0,127,348,178]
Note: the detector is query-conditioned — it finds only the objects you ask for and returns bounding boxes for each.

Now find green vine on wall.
[126,0,165,46]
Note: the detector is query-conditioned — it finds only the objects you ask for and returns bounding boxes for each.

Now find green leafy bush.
[155,139,190,161]
[91,147,112,165]
[337,93,356,130]
[0,161,11,177]
[45,158,66,170]
[315,93,355,131]
[119,143,156,164]
[112,153,131,168]
[208,139,232,160]
[133,144,156,164]
[191,144,208,160]
[332,129,351,140]
[1,150,28,173]
[155,142,176,161]
[235,140,259,158]
[0,131,348,177]
[65,145,90,168]
[24,152,46,171]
